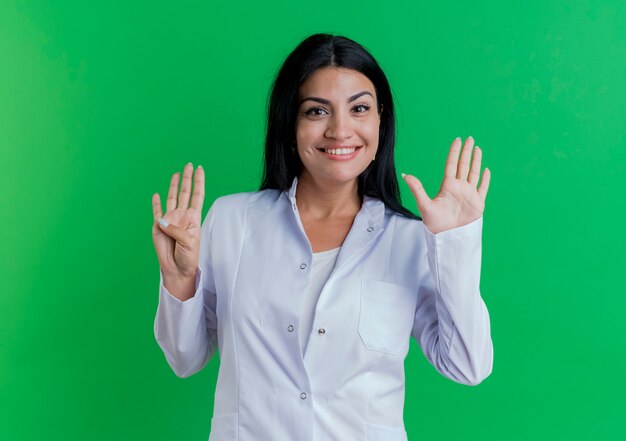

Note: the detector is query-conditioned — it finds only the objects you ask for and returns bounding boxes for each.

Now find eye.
[353,104,371,113]
[304,107,328,116]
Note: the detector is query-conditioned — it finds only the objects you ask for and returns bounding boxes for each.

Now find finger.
[478,168,491,201]
[152,193,163,223]
[157,218,191,247]
[166,172,181,213]
[402,173,431,212]
[178,162,194,209]
[456,136,475,180]
[468,146,482,186]
[443,137,463,178]
[190,165,205,212]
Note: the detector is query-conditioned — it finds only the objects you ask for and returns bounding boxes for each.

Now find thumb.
[402,173,431,211]
[157,218,191,247]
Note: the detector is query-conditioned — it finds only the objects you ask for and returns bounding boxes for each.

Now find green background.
[2,0,624,439]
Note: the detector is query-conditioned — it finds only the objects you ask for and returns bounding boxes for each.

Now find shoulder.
[382,206,430,258]
[209,187,283,219]
[201,188,283,239]
[384,206,425,234]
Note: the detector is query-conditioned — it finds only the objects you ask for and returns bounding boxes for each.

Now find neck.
[295,171,362,220]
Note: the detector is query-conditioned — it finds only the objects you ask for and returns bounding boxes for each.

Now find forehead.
[298,67,376,99]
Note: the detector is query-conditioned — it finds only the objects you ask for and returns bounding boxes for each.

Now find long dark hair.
[260,33,420,220]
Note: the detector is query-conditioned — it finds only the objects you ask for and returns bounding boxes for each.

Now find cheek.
[362,119,380,145]
[295,121,320,143]
[369,124,380,140]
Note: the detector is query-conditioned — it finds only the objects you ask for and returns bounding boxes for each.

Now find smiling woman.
[260,33,419,222]
[293,66,384,252]
[152,33,493,441]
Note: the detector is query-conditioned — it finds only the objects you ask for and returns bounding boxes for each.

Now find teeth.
[325,147,357,155]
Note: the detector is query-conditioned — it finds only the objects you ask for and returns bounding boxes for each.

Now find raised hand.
[152,163,205,291]
[402,137,490,234]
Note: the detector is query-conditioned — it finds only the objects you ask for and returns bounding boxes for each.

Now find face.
[295,67,381,186]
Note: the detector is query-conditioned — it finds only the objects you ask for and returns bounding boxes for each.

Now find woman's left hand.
[402,137,491,234]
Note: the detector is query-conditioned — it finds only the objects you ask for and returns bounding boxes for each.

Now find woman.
[152,33,492,441]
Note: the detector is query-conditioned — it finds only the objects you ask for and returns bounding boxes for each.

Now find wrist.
[162,271,197,301]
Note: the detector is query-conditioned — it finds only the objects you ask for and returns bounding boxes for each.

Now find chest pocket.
[358,280,416,356]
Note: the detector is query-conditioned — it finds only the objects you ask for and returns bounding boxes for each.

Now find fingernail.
[401,173,406,178]
[158,218,169,228]
[455,137,461,141]
[198,165,203,169]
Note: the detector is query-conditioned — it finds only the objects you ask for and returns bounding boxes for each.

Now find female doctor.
[152,33,493,441]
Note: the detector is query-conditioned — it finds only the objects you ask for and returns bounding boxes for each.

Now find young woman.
[152,33,492,441]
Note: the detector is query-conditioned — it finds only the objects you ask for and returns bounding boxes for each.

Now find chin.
[322,168,367,184]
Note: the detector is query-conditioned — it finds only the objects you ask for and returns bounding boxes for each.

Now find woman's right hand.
[152,163,205,284]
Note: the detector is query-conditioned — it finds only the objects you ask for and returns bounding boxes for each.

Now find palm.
[403,137,490,234]
[152,207,201,270]
[152,163,205,278]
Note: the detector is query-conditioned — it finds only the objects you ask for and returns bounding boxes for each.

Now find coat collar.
[283,176,386,267]
[285,176,385,228]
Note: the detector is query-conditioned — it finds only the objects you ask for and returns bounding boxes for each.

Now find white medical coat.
[154,176,493,441]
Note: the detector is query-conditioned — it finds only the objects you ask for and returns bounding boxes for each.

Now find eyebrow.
[299,91,374,106]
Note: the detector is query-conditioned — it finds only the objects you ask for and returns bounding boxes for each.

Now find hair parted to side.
[260,33,420,220]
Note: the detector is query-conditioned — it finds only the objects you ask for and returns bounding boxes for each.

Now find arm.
[153,202,219,378]
[404,136,493,385]
[412,216,493,386]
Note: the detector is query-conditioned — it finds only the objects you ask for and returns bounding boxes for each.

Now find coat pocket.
[358,280,416,356]
[208,412,238,440]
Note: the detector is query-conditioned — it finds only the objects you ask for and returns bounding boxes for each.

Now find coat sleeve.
[153,201,219,378]
[411,216,493,386]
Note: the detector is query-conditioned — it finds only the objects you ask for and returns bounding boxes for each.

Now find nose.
[325,111,354,140]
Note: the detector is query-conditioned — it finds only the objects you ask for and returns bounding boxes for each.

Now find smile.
[316,146,363,160]
[319,147,358,155]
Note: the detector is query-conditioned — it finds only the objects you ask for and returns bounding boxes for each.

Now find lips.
[318,147,356,155]
[316,145,363,160]
[317,145,362,153]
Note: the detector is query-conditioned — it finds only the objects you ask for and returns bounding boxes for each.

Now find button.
[318,328,326,335]
[367,226,374,232]
[300,392,307,400]
[300,263,307,270]
[287,324,294,332]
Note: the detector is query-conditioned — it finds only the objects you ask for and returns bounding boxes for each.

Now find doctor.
[152,33,492,441]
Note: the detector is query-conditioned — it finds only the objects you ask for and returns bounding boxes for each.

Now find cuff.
[423,216,483,246]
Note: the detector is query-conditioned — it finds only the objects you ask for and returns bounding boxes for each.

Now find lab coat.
[154,176,493,441]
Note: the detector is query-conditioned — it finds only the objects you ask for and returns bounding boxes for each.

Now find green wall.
[1,0,624,439]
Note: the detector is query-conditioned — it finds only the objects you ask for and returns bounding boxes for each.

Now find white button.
[300,263,307,270]
[287,324,294,332]
[300,392,307,399]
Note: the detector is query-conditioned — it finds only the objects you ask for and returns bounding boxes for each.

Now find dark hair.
[260,33,420,220]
